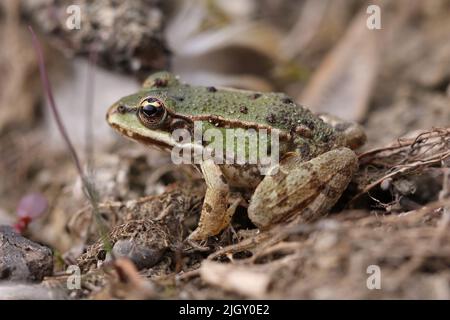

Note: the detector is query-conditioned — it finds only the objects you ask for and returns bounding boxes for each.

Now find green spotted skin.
[115,72,342,160]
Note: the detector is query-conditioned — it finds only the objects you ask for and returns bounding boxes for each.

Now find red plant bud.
[16,193,48,219]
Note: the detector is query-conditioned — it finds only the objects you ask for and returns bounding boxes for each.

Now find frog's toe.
[185,238,210,252]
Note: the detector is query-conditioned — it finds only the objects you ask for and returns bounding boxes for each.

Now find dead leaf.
[0,0,41,131]
[299,8,381,122]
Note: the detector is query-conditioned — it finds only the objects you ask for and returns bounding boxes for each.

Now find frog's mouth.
[109,122,176,152]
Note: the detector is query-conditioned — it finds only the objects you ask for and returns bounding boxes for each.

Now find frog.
[106,71,366,243]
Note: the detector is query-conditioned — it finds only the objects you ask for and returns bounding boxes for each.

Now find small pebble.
[112,239,165,270]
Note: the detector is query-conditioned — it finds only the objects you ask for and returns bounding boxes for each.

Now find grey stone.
[112,239,165,270]
[0,226,53,282]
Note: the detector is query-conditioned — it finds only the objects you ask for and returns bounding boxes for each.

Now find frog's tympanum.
[107,72,366,242]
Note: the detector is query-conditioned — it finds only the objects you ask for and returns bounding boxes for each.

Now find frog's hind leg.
[248,147,358,229]
[188,159,238,241]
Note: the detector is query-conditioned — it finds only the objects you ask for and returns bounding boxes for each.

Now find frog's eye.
[138,97,167,128]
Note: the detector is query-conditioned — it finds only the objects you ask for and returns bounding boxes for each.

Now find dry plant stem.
[397,198,450,222]
[29,26,112,253]
[84,51,97,172]
[29,26,83,177]
[358,128,450,161]
[248,241,300,263]
[176,269,200,281]
[353,128,450,201]
[354,153,450,201]
[208,231,272,260]
[208,220,299,261]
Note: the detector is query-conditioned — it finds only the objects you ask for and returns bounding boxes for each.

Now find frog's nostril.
[117,104,127,114]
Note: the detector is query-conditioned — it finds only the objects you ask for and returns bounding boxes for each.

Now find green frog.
[106,72,366,242]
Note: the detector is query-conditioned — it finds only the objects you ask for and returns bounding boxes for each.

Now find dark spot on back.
[282,97,293,104]
[171,95,185,102]
[266,113,276,124]
[207,86,217,92]
[292,125,312,138]
[154,78,168,87]
[303,120,315,130]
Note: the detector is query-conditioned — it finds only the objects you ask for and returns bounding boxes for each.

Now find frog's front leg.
[248,147,358,229]
[188,159,237,241]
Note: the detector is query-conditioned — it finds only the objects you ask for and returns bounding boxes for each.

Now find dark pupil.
[142,104,158,117]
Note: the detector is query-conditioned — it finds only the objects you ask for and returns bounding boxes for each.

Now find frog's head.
[107,72,188,151]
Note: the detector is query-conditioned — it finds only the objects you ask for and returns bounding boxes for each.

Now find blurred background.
[0,0,449,297]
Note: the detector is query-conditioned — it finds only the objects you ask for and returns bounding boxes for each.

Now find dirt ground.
[0,0,449,299]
